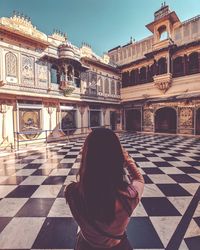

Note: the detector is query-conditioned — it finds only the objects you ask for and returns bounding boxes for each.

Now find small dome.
[58,41,75,59]
[58,41,80,60]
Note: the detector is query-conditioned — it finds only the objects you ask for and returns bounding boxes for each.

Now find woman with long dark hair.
[65,128,144,250]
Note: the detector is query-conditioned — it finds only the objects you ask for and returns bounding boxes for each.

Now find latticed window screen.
[104,78,109,94]
[5,52,17,77]
[111,80,115,95]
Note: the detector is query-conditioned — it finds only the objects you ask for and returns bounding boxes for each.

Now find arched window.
[158,25,168,41]
[139,67,146,83]
[157,57,167,75]
[122,72,130,88]
[130,70,135,85]
[98,77,103,92]
[111,80,115,95]
[104,78,109,94]
[5,52,17,77]
[50,64,59,84]
[148,64,155,82]
[173,57,184,77]
[188,52,199,74]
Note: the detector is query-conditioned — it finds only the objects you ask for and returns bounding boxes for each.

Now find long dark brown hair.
[77,128,126,224]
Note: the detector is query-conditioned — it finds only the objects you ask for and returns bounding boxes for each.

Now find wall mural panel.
[61,110,76,135]
[179,107,194,128]
[36,60,48,87]
[88,72,97,95]
[19,108,41,139]
[5,52,17,77]
[5,52,18,83]
[21,55,35,85]
[143,109,154,127]
[90,110,101,127]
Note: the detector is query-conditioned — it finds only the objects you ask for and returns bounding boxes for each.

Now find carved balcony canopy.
[153,73,172,93]
[146,5,180,33]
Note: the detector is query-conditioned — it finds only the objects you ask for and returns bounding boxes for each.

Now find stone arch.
[173,56,184,77]
[139,67,147,83]
[50,64,60,84]
[188,52,199,74]
[157,57,167,75]
[158,25,168,41]
[155,107,177,133]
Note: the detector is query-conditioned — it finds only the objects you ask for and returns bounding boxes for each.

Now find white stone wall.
[121,74,200,102]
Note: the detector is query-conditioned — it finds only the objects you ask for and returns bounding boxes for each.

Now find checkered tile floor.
[0,133,199,250]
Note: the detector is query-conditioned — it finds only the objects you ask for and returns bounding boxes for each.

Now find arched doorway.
[155,107,177,133]
[196,108,200,135]
[126,109,141,131]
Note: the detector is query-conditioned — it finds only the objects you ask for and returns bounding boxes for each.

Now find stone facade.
[0,13,121,148]
[108,4,200,136]
[0,5,200,149]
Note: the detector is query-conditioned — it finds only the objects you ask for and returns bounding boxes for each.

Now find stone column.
[56,104,61,128]
[167,54,170,74]
[0,104,8,140]
[48,107,53,131]
[12,101,18,147]
[78,106,86,133]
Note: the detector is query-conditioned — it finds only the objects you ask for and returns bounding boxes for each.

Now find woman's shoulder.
[118,184,138,200]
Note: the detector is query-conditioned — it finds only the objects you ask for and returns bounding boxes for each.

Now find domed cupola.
[58,41,80,60]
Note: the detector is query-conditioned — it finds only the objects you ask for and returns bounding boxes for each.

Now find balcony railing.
[13,125,111,151]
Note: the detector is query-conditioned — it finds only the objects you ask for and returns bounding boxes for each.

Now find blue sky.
[0,0,199,55]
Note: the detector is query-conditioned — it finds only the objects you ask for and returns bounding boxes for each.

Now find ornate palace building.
[0,4,200,148]
[108,4,200,135]
[0,12,121,148]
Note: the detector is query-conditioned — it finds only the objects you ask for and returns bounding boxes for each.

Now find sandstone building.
[0,4,199,148]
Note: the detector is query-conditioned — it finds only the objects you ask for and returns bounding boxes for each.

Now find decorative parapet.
[153,73,172,93]
[0,12,49,46]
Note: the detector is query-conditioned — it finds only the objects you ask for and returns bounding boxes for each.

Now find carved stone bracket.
[59,81,75,96]
[0,104,8,113]
[153,73,172,93]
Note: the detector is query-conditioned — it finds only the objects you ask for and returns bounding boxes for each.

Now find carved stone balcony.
[153,73,172,93]
[59,81,75,96]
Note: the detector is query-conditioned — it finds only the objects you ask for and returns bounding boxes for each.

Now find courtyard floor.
[0,132,199,250]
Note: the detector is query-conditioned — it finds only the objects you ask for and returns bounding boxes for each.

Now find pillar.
[78,106,86,133]
[0,104,8,141]
[48,107,53,131]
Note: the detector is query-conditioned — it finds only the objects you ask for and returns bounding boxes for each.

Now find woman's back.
[64,128,144,249]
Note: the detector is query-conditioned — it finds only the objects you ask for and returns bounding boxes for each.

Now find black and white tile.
[0,133,199,249]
